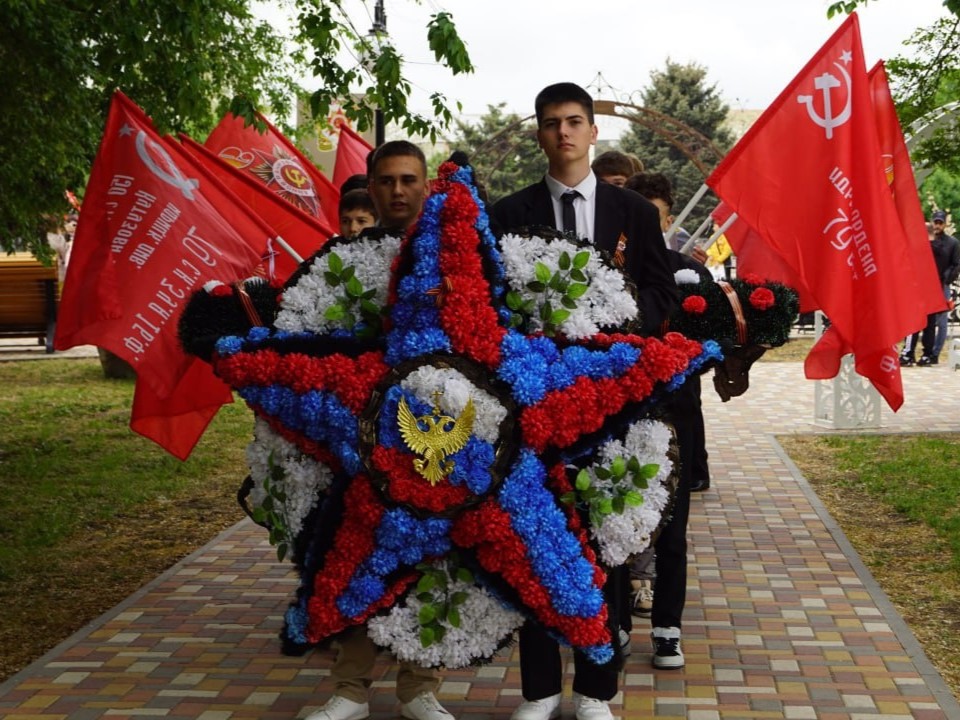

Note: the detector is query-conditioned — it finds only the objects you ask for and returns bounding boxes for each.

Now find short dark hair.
[534,82,595,125]
[340,173,368,195]
[338,188,377,217]
[367,140,427,177]
[591,150,635,179]
[625,172,675,209]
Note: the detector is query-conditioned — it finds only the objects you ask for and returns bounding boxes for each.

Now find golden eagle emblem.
[397,393,475,486]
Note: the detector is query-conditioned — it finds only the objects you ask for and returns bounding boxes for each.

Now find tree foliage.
[442,103,544,204]
[618,60,733,232]
[0,0,473,256]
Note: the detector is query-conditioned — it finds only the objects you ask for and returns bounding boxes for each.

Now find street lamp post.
[370,0,387,147]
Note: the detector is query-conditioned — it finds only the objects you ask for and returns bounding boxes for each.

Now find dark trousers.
[650,374,703,630]
[518,569,624,701]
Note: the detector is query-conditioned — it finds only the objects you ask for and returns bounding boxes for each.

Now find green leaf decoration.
[560,491,577,505]
[325,304,346,321]
[417,574,437,593]
[345,276,364,298]
[625,491,644,506]
[341,266,356,282]
[549,309,571,324]
[575,469,592,491]
[420,626,435,648]
[526,280,546,293]
[611,457,627,480]
[632,475,649,489]
[573,251,590,269]
[418,604,438,626]
[548,271,563,291]
[561,296,577,310]
[328,252,344,274]
[627,457,641,473]
[361,288,377,300]
[276,544,288,562]
[640,463,659,480]
[360,299,380,316]
[451,591,469,605]
[598,498,614,515]
[534,261,552,283]
[558,251,571,270]
[570,268,588,283]
[448,607,461,628]
[506,290,523,310]
[323,271,341,286]
[567,282,589,299]
[595,467,611,480]
[417,592,434,603]
[455,567,474,583]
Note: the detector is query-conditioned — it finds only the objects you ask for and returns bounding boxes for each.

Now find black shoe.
[918,355,937,366]
[899,354,915,367]
[690,478,710,492]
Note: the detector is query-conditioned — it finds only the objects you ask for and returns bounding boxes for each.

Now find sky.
[264,0,949,140]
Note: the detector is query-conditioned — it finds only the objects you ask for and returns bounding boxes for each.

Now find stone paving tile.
[2,362,960,719]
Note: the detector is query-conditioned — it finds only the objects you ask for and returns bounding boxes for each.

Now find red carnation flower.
[682,295,708,314]
[749,287,775,311]
[739,272,765,286]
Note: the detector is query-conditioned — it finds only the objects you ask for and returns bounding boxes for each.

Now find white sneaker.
[401,692,455,720]
[618,628,631,656]
[305,695,370,720]
[651,626,684,669]
[510,693,561,720]
[572,693,614,720]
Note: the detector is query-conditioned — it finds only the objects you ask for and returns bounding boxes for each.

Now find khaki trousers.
[332,626,438,703]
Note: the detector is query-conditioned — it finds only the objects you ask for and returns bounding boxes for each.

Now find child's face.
[339,209,377,238]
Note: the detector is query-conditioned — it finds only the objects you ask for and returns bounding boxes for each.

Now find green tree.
[618,60,733,232]
[0,0,473,256]
[444,103,544,203]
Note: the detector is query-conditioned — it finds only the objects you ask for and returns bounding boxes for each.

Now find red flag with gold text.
[707,14,924,410]
[205,112,341,233]
[179,133,333,281]
[55,91,270,458]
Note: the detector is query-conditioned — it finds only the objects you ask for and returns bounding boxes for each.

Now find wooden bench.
[0,253,59,353]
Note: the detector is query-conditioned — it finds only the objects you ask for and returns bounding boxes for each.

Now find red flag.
[868,61,946,319]
[711,202,817,312]
[55,91,269,456]
[205,112,341,232]
[333,123,374,189]
[707,14,924,410]
[180,134,333,280]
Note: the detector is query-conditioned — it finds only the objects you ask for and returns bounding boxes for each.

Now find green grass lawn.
[0,358,253,582]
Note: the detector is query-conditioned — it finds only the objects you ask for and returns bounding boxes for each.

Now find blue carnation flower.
[215,335,243,357]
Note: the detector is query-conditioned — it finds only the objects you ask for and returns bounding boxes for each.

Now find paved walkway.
[2,361,960,720]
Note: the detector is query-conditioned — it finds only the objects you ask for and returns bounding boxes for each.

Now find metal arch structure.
[592,100,726,178]
[467,100,727,180]
[906,101,960,187]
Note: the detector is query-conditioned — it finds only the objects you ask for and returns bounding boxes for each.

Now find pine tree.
[619,60,733,233]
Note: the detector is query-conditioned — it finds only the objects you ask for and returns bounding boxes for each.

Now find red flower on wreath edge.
[749,287,775,311]
[682,295,708,314]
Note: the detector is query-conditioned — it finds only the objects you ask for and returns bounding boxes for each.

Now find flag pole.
[664,183,708,245]
[679,215,713,255]
[696,212,738,253]
[274,236,304,264]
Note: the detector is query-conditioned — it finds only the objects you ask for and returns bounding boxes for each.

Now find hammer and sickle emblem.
[135,131,199,200]
[285,167,309,188]
[797,61,852,140]
[880,353,899,374]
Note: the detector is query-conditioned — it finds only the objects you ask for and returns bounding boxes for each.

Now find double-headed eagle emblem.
[397,392,476,486]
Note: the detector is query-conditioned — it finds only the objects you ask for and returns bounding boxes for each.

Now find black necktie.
[561,190,579,234]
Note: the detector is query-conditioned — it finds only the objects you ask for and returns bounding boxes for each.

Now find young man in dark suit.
[491,82,678,720]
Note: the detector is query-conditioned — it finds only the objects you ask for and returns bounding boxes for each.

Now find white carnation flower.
[276,235,402,333]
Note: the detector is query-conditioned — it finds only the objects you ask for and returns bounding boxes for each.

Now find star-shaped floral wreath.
[178,160,773,669]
